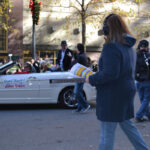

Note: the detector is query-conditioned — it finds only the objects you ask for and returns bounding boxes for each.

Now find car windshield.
[0,61,15,75]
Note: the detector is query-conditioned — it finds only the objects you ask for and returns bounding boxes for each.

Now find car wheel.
[59,87,78,108]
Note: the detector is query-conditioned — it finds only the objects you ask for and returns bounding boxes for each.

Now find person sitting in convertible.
[15,63,32,74]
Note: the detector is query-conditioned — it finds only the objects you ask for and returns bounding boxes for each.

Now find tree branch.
[69,5,81,14]
[85,11,106,19]
[85,1,102,11]
[75,0,82,7]
[69,6,80,11]
[85,1,92,11]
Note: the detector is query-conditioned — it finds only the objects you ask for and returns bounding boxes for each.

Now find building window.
[0,23,7,51]
[23,50,57,65]
[0,0,7,52]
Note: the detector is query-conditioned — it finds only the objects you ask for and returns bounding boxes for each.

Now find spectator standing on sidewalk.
[135,40,150,122]
[86,14,150,150]
[56,40,73,71]
[74,43,90,113]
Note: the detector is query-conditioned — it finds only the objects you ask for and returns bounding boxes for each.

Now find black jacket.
[56,48,73,71]
[77,52,88,67]
[135,50,150,81]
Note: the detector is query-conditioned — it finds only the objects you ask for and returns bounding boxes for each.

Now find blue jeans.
[74,82,89,110]
[136,82,150,118]
[99,120,150,150]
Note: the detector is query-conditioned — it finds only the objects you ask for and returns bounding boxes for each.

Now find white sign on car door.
[0,74,39,102]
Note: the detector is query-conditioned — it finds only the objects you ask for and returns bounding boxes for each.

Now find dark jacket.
[33,61,40,73]
[89,34,136,122]
[135,50,150,82]
[56,48,73,71]
[77,52,88,67]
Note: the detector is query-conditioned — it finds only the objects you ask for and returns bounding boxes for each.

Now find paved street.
[0,94,150,150]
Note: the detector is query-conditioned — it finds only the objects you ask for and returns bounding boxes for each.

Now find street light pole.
[32,0,36,59]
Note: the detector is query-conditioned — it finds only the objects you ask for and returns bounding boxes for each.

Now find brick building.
[0,0,23,61]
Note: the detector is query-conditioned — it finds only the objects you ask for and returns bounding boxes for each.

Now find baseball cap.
[138,40,149,49]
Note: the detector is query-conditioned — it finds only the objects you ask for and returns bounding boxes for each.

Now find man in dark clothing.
[135,40,150,122]
[73,43,90,113]
[33,60,40,73]
[56,40,73,71]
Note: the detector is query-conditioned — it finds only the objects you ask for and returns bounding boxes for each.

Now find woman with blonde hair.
[86,14,150,150]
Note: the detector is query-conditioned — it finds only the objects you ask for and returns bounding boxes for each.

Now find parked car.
[0,61,96,108]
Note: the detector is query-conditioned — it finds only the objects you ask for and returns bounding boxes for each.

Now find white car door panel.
[38,77,74,102]
[0,74,39,101]
[39,79,56,100]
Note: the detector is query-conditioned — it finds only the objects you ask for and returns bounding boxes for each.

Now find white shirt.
[60,50,66,70]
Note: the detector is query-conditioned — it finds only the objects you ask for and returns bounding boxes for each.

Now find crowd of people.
[0,40,97,75]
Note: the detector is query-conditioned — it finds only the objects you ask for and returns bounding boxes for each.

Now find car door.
[0,73,39,103]
[38,72,78,103]
[37,73,58,102]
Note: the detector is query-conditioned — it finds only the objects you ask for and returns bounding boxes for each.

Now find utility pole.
[32,0,36,59]
[29,0,41,59]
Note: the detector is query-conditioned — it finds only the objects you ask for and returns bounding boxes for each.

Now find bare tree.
[45,0,138,51]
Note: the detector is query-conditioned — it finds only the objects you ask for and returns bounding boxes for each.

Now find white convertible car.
[0,61,96,108]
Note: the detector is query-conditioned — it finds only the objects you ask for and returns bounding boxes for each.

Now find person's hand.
[67,52,72,57]
[26,61,31,65]
[86,77,89,83]
[56,64,60,69]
